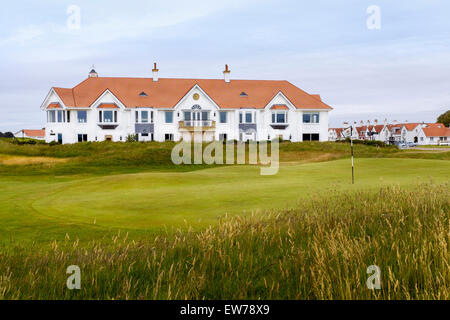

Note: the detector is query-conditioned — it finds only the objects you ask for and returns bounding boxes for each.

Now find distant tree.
[437,110,450,127]
[0,132,14,138]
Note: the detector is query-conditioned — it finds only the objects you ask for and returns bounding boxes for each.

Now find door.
[57,133,62,144]
[105,135,112,142]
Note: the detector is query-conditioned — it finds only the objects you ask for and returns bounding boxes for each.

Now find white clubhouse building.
[41,65,332,144]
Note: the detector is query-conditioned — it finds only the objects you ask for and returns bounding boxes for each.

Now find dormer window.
[240,92,248,97]
[139,91,148,97]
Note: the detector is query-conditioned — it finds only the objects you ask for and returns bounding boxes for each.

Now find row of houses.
[329,121,450,145]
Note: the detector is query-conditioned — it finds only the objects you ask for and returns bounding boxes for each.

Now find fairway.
[1,157,448,244]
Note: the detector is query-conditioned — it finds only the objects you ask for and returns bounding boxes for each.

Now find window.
[165,111,173,123]
[272,112,287,124]
[135,111,139,123]
[303,133,320,141]
[184,111,191,121]
[239,112,243,124]
[219,111,227,124]
[303,113,320,123]
[57,110,63,123]
[245,112,252,123]
[165,133,174,141]
[104,111,113,123]
[430,137,434,141]
[67,111,71,123]
[77,134,88,142]
[48,111,56,123]
[142,133,149,137]
[77,111,87,123]
[219,133,228,141]
[201,111,208,121]
[141,111,148,123]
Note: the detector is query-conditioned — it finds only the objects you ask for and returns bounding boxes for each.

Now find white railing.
[184,120,212,127]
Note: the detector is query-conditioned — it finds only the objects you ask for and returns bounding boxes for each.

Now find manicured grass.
[0,183,448,299]
[0,157,449,245]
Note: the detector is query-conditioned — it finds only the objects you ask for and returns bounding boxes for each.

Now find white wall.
[43,86,330,144]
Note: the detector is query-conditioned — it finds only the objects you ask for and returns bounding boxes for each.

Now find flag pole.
[350,125,354,184]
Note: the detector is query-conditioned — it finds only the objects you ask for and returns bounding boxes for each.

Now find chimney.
[152,62,159,82]
[223,64,231,83]
[89,67,98,78]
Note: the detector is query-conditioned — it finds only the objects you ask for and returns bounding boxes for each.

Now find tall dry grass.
[0,183,448,300]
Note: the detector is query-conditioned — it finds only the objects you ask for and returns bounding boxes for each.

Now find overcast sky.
[0,0,449,131]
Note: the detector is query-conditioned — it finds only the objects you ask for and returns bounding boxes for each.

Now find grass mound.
[1,183,448,299]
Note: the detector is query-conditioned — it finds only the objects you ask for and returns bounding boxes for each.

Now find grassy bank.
[0,183,448,299]
[0,139,410,176]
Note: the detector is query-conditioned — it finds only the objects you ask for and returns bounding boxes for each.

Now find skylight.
[240,92,248,97]
[139,91,148,97]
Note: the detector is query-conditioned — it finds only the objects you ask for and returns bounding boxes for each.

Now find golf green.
[0,157,448,244]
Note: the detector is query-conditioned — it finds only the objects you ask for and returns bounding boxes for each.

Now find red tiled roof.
[98,103,119,109]
[51,77,333,110]
[22,129,45,137]
[368,124,384,133]
[422,126,450,137]
[47,103,62,109]
[270,104,289,110]
[402,123,421,131]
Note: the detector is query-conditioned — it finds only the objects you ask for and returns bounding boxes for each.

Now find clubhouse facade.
[41,65,332,144]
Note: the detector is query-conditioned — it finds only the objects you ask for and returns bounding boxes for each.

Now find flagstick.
[351,125,354,184]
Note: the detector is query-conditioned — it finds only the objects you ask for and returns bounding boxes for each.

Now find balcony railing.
[179,120,215,131]
[97,121,119,129]
[184,120,212,127]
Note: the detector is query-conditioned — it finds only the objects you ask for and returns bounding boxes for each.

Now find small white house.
[417,124,450,145]
[41,65,333,144]
[14,129,46,140]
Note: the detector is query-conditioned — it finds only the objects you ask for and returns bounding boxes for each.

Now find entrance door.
[57,133,62,144]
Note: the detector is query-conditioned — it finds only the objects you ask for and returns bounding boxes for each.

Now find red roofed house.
[417,123,450,145]
[40,65,332,144]
[14,129,46,140]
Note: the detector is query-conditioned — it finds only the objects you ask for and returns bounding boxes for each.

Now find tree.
[0,132,14,138]
[437,110,450,127]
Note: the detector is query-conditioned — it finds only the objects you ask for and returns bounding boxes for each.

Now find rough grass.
[0,183,448,300]
[0,154,69,165]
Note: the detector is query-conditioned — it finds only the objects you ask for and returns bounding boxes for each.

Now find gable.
[40,89,67,110]
[173,84,220,111]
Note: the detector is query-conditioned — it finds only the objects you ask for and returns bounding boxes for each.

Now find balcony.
[97,122,119,129]
[239,123,257,133]
[270,123,289,130]
[179,120,216,131]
